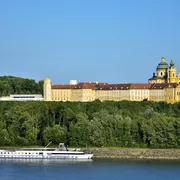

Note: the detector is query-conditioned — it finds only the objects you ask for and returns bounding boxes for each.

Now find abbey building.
[148,57,180,84]
[44,57,180,104]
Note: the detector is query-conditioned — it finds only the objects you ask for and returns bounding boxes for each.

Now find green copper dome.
[170,60,175,66]
[156,57,169,70]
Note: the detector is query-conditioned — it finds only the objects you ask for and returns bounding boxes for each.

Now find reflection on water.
[0,158,93,165]
[0,158,180,180]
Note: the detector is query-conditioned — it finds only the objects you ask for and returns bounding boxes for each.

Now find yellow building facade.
[43,57,180,104]
[148,57,180,84]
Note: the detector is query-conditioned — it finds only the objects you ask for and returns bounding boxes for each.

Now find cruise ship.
[0,143,93,160]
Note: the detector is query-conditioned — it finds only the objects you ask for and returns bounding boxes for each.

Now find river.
[0,158,180,180]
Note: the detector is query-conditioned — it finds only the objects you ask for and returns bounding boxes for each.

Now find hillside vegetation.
[0,100,180,148]
[0,76,43,96]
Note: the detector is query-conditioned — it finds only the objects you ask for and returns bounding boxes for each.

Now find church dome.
[156,57,169,70]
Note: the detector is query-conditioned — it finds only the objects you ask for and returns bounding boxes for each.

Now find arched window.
[173,73,175,77]
[161,72,163,76]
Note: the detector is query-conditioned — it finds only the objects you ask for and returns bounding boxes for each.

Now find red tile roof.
[130,84,151,89]
[150,83,178,89]
[97,84,132,90]
[97,84,150,90]
[52,82,108,90]
[52,82,178,90]
[72,82,107,90]
[52,84,75,89]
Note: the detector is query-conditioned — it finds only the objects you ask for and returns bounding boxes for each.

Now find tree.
[43,124,66,145]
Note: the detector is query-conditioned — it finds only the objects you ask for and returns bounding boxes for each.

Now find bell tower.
[168,60,177,83]
[43,78,52,101]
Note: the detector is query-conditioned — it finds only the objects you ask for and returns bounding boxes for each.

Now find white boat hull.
[0,155,93,159]
[0,149,93,159]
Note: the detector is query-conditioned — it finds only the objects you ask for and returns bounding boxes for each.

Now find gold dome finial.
[161,57,165,62]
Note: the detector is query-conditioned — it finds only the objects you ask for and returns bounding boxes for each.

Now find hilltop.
[0,76,43,96]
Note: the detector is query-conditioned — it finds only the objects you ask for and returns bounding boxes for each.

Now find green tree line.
[0,76,43,96]
[0,100,180,148]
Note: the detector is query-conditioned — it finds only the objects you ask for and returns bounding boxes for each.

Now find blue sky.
[0,0,180,84]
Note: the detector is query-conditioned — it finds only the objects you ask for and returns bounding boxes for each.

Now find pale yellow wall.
[96,89,149,102]
[175,86,180,103]
[95,90,109,101]
[148,79,156,84]
[81,89,96,101]
[169,76,180,84]
[168,66,177,83]
[118,90,130,101]
[95,87,179,103]
[156,79,166,83]
[71,89,83,101]
[156,69,167,78]
[130,89,149,101]
[148,78,166,84]
[96,90,130,101]
[164,85,180,103]
[149,89,165,102]
[164,87,175,104]
[167,65,180,84]
[107,90,119,101]
[51,89,71,101]
[70,89,96,102]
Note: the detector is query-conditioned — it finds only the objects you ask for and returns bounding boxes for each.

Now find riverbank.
[1,145,180,160]
[83,148,180,160]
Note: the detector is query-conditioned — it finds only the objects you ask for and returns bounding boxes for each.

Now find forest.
[0,100,180,148]
[0,76,43,96]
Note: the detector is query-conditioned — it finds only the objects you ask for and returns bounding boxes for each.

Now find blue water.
[0,159,180,180]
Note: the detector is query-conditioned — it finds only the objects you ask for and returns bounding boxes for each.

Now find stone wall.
[83,148,180,159]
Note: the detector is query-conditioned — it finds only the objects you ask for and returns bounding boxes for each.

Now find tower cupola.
[168,60,177,83]
[170,60,175,66]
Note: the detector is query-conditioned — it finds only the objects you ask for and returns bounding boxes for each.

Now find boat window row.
[0,152,39,155]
